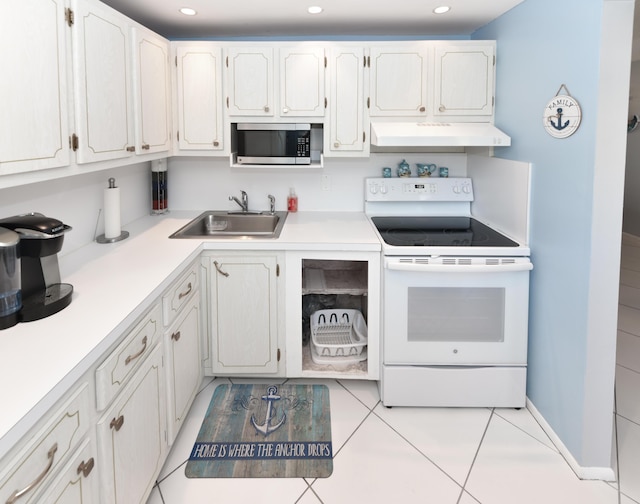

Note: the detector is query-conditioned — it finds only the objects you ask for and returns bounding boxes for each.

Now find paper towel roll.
[104,184,121,240]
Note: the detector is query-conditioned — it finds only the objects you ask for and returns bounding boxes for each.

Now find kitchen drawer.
[32,439,97,504]
[0,383,91,504]
[95,303,162,411]
[162,261,199,327]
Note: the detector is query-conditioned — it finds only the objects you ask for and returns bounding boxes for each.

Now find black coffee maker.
[0,213,73,324]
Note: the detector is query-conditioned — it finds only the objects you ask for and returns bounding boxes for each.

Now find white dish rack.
[310,309,368,364]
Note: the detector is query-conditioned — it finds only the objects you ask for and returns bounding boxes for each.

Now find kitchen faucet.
[268,194,276,214]
[229,190,248,212]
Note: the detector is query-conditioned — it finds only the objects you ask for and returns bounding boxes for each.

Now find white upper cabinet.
[132,27,172,154]
[0,0,71,175]
[368,46,429,117]
[279,47,326,117]
[434,44,495,117]
[226,46,326,118]
[326,46,368,156]
[72,0,134,164]
[226,47,275,117]
[174,44,224,152]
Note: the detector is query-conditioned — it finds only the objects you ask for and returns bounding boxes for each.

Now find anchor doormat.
[186,384,333,478]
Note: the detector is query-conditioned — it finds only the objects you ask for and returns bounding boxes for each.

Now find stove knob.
[462,185,471,194]
[380,185,388,194]
[369,184,378,194]
[452,185,461,194]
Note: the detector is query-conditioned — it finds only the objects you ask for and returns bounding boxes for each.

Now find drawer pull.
[110,415,124,431]
[213,261,229,277]
[125,336,147,365]
[77,458,95,478]
[6,443,58,504]
[178,282,192,300]
[171,331,181,342]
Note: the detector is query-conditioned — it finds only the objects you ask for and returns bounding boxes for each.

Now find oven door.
[383,257,532,366]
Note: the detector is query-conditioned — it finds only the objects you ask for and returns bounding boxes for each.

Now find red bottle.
[287,188,298,212]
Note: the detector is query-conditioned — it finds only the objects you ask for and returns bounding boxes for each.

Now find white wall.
[0,163,151,255]
[167,153,468,212]
[476,0,634,472]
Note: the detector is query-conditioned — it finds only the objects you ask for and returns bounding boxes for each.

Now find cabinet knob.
[213,141,219,147]
[110,415,124,431]
[171,331,181,342]
[126,146,135,152]
[282,108,289,114]
[264,106,270,113]
[142,144,150,150]
[333,142,339,148]
[439,105,446,112]
[77,458,95,478]
[419,106,426,112]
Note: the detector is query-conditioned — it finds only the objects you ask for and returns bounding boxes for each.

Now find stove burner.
[371,216,519,248]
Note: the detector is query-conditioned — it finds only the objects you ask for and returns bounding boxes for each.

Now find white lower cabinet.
[0,384,93,504]
[164,291,202,445]
[201,252,284,376]
[96,343,166,504]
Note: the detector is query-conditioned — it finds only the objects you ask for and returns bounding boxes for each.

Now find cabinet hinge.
[493,55,496,66]
[226,56,228,67]
[324,56,327,68]
[69,133,79,151]
[276,264,280,277]
[177,131,180,141]
[324,97,327,109]
[367,56,370,67]
[226,97,229,109]
[367,97,370,109]
[492,96,495,107]
[65,8,74,27]
[363,131,366,142]
[175,55,178,67]
[277,348,281,362]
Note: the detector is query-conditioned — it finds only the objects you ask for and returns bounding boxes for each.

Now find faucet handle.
[268,194,276,214]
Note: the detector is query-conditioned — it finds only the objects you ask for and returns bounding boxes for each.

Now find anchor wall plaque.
[543,84,582,139]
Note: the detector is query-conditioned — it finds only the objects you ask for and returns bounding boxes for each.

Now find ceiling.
[100,0,525,39]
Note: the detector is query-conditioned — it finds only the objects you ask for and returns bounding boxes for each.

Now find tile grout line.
[455,408,495,504]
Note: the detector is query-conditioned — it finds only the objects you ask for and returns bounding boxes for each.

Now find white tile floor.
[147,236,640,504]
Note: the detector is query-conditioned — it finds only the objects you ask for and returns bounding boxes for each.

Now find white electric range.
[365,177,532,407]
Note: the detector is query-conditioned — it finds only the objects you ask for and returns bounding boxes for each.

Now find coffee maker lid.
[0,213,71,238]
[0,227,19,247]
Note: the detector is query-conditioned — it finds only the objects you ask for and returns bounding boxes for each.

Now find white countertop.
[0,211,380,460]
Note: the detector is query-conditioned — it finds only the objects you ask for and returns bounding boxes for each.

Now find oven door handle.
[386,261,533,273]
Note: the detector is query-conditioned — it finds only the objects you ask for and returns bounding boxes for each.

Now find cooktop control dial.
[365,177,474,202]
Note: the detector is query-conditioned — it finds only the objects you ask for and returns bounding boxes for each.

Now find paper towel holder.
[96,177,130,244]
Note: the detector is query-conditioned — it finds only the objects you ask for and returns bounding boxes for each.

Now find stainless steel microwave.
[235,123,311,165]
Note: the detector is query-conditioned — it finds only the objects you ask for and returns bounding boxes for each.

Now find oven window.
[407,287,505,343]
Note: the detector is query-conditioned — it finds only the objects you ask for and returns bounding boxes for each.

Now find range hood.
[370,122,511,147]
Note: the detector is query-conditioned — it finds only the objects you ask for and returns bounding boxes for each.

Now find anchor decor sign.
[543,84,582,139]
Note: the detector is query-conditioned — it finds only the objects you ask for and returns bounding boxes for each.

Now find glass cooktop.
[371,216,520,247]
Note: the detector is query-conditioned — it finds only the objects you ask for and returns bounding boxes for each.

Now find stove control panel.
[365,177,474,202]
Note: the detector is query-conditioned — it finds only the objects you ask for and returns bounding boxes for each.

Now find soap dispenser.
[287,188,298,212]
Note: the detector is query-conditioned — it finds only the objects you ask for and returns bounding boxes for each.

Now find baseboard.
[526,398,616,481]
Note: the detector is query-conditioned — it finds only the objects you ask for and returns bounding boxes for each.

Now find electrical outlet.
[321,174,331,191]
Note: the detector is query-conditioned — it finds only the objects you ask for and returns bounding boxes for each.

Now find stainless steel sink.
[169,211,288,239]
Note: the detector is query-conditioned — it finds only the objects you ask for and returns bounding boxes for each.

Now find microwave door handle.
[386,262,533,273]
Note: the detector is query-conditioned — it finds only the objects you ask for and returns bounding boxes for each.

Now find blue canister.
[439,166,449,178]
[382,167,392,178]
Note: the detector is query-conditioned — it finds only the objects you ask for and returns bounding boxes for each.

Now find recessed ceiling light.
[308,6,323,15]
[179,7,197,16]
[433,6,451,14]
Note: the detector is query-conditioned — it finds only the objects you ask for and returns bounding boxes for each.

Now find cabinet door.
[97,344,166,504]
[226,47,274,116]
[326,47,367,156]
[209,255,279,374]
[165,295,201,444]
[175,44,224,152]
[434,45,495,117]
[0,0,70,175]
[279,47,325,117]
[132,27,171,154]
[369,46,428,117]
[72,0,134,163]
